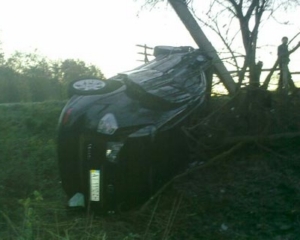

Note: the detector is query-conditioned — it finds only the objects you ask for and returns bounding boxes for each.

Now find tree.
[0,40,4,66]
[142,0,300,89]
[0,49,106,103]
[3,51,59,102]
[198,0,300,88]
[0,66,22,102]
[23,54,55,101]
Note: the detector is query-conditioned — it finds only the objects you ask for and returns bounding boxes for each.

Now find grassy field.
[0,95,300,240]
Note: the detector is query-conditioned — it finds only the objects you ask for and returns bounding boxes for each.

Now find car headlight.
[97,113,118,135]
[106,142,124,163]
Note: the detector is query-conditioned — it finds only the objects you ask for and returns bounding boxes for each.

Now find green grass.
[0,96,300,239]
[0,101,148,239]
[0,101,66,239]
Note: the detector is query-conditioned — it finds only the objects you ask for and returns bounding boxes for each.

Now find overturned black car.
[57,46,212,214]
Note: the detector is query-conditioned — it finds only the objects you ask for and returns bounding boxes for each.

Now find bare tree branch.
[192,12,240,70]
[140,142,244,211]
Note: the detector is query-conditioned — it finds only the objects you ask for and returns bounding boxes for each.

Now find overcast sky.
[0,0,196,77]
[0,0,300,78]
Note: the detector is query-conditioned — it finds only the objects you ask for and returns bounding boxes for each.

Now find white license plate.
[90,170,100,201]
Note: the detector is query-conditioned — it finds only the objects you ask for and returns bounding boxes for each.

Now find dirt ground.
[1,91,300,240]
[127,90,300,240]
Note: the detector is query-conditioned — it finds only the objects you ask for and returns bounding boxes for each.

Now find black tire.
[57,133,81,198]
[68,78,123,97]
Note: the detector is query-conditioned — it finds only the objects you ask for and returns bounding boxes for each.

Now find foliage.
[0,101,136,239]
[1,97,300,239]
[0,49,105,103]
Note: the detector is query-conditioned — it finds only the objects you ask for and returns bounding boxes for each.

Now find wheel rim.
[73,79,106,91]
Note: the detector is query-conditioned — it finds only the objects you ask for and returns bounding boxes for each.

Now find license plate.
[90,170,100,201]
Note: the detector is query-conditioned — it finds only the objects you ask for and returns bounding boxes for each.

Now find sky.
[0,0,196,77]
[0,0,300,79]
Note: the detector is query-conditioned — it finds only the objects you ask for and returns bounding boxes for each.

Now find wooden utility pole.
[168,0,237,95]
[136,44,153,63]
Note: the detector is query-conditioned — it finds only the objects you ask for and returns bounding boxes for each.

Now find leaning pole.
[168,0,237,95]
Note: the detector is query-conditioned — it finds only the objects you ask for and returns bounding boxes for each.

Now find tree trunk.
[168,0,237,95]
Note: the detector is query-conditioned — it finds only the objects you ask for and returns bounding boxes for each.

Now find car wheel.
[68,78,123,97]
[57,134,81,198]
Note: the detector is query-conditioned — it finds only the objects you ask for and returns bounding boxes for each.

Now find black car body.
[57,46,211,214]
